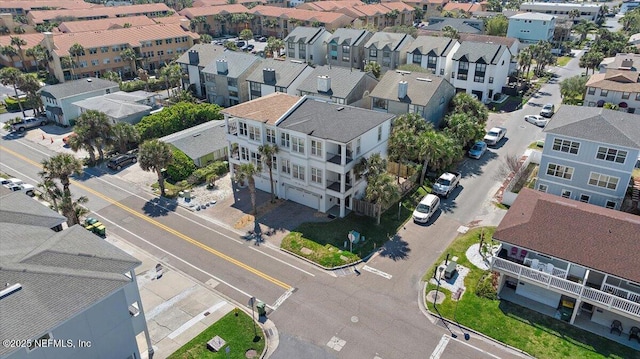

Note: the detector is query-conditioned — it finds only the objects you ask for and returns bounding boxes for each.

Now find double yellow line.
[1,145,292,290]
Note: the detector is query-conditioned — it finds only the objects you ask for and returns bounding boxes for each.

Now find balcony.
[327,152,353,165]
[326,181,352,193]
[492,257,640,319]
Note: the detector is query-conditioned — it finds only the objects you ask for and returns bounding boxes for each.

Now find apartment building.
[0,32,45,70]
[249,5,353,38]
[519,2,603,24]
[585,69,640,114]
[58,15,158,33]
[246,58,313,100]
[284,26,331,65]
[224,93,395,217]
[536,106,640,210]
[41,23,199,82]
[176,43,227,98]
[0,0,95,16]
[202,50,262,106]
[325,28,373,70]
[507,12,556,45]
[364,32,414,71]
[26,3,174,25]
[334,2,415,31]
[405,35,460,78]
[179,4,252,36]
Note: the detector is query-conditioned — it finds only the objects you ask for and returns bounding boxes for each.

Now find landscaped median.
[281,186,431,267]
[423,227,638,359]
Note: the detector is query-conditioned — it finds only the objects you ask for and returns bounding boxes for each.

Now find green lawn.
[168,310,265,359]
[282,185,431,267]
[424,228,638,359]
[556,56,572,67]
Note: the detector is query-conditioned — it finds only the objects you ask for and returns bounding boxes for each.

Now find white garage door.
[286,187,320,210]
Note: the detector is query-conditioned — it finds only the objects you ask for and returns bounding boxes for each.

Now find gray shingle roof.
[277,97,394,143]
[39,78,119,99]
[327,28,372,46]
[296,65,376,99]
[284,26,326,44]
[160,120,227,160]
[405,36,458,57]
[176,43,226,67]
[364,32,413,51]
[369,70,454,107]
[452,41,508,64]
[73,97,151,119]
[543,106,640,148]
[246,59,310,87]
[0,192,66,229]
[202,50,261,78]
[423,18,482,34]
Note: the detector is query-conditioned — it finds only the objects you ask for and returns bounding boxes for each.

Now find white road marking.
[362,265,392,279]
[167,301,228,339]
[450,335,501,359]
[327,336,346,351]
[429,335,450,359]
[271,287,295,310]
[0,163,39,184]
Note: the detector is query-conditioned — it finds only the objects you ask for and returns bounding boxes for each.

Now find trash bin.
[256,301,266,317]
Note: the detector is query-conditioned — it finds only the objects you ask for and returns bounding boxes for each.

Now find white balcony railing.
[493,257,640,318]
[602,283,640,303]
[522,257,568,279]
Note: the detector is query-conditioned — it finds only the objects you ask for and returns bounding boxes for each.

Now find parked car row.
[0,177,35,196]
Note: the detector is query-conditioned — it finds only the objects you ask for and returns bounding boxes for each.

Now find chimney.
[188,50,199,66]
[398,81,408,99]
[42,32,55,51]
[317,75,331,92]
[216,59,228,75]
[263,68,276,85]
[620,58,633,69]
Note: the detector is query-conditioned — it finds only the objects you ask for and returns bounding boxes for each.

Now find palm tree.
[68,43,85,80]
[74,110,114,161]
[38,177,63,212]
[158,62,182,97]
[364,61,381,79]
[568,9,580,23]
[442,25,460,40]
[365,173,400,225]
[0,67,26,117]
[102,70,121,83]
[190,16,206,32]
[234,162,260,215]
[138,68,150,92]
[517,48,533,83]
[17,73,44,116]
[0,45,18,65]
[138,140,174,197]
[112,122,140,154]
[258,144,278,203]
[417,128,441,185]
[445,113,485,148]
[265,37,284,58]
[573,20,597,42]
[120,48,138,78]
[67,131,96,164]
[25,44,46,72]
[41,153,83,205]
[10,36,27,69]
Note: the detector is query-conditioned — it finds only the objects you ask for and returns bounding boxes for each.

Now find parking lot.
[211,35,269,57]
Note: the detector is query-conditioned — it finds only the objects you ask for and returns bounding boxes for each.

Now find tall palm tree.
[102,70,122,83]
[67,131,96,164]
[568,9,580,23]
[74,110,114,161]
[17,73,44,116]
[0,67,26,117]
[265,37,284,58]
[365,173,400,225]
[258,144,278,203]
[68,43,85,80]
[234,162,260,215]
[41,153,83,202]
[417,128,441,185]
[517,48,532,83]
[573,20,597,42]
[10,36,27,69]
[25,44,46,72]
[0,45,18,65]
[38,177,63,212]
[138,140,174,197]
[120,48,138,78]
[158,62,182,97]
[112,122,140,154]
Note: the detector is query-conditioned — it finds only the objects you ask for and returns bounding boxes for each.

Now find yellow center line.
[1,145,292,290]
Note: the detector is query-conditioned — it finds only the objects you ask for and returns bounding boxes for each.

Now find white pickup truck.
[432,171,461,198]
[483,127,507,146]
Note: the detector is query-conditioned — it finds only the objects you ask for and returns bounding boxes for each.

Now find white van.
[413,194,440,224]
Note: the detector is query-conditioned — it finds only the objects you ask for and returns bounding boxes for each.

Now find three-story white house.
[536,106,640,210]
[224,93,395,217]
[450,41,513,103]
[284,26,332,66]
[405,35,460,78]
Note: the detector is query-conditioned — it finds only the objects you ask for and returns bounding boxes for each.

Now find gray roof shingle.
[364,32,413,51]
[202,50,261,78]
[176,43,226,67]
[452,41,508,64]
[405,35,458,57]
[327,28,372,46]
[284,26,326,44]
[369,70,454,106]
[39,78,118,98]
[278,97,394,143]
[423,18,482,34]
[246,59,310,87]
[543,106,640,148]
[160,120,227,160]
[296,65,376,99]
[0,192,66,229]
[73,97,151,119]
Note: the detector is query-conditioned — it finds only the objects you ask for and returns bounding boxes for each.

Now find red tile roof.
[152,15,189,24]
[0,33,44,50]
[251,5,353,24]
[193,0,264,6]
[0,0,97,11]
[58,15,157,33]
[443,2,485,12]
[494,188,640,283]
[27,3,172,24]
[180,4,251,17]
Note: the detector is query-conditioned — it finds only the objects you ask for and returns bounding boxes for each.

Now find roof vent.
[416,77,432,82]
[336,107,344,111]
[0,283,22,300]
[396,70,411,75]
[290,60,304,64]
[87,78,92,82]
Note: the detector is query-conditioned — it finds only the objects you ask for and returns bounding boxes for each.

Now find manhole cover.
[351,316,359,323]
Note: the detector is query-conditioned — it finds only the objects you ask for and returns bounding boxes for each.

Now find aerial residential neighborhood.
[0,0,639,359]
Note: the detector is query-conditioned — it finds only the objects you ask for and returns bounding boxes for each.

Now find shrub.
[475,272,498,300]
[166,148,196,182]
[188,161,229,185]
[4,96,33,111]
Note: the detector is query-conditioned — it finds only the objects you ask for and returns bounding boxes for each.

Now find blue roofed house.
[296,65,379,108]
[202,51,262,106]
[535,106,640,210]
[246,58,313,100]
[507,12,556,46]
[325,28,373,70]
[284,26,332,66]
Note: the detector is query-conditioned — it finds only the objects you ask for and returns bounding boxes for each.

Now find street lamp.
[432,266,457,339]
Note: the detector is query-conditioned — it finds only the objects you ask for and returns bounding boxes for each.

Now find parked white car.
[413,194,440,224]
[524,115,549,127]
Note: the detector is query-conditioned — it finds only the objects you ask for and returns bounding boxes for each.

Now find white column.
[340,145,346,166]
[569,299,581,325]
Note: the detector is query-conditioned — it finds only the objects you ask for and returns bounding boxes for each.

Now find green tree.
[136,102,223,140]
[388,113,428,183]
[364,61,381,79]
[0,45,18,65]
[579,50,604,75]
[25,44,47,72]
[559,75,588,105]
[265,37,284,57]
[485,15,508,37]
[354,152,387,181]
[40,154,84,225]
[240,28,253,41]
[451,92,488,124]
[413,7,424,21]
[603,102,619,110]
[10,36,27,69]
[517,47,533,83]
[442,25,460,40]
[416,128,453,185]
[0,67,26,117]
[224,41,238,51]
[67,131,96,164]
[139,140,174,197]
[573,20,597,42]
[74,110,113,162]
[68,43,85,80]
[444,113,485,148]
[365,172,400,225]
[158,62,182,98]
[166,147,196,181]
[38,177,63,212]
[382,25,417,38]
[190,16,206,32]
[487,0,502,12]
[17,73,44,115]
[120,48,138,77]
[568,9,580,23]
[620,8,640,34]
[258,144,278,203]
[234,163,260,215]
[102,70,122,83]
[200,33,213,44]
[112,122,140,154]
[529,41,555,77]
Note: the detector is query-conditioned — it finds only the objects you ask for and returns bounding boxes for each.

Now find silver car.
[524,115,549,127]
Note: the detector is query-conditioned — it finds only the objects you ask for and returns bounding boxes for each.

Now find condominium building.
[26,3,174,25]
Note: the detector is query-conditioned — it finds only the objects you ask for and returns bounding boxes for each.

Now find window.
[89,48,97,54]
[281,159,291,174]
[166,38,173,44]
[636,93,640,101]
[250,151,261,167]
[600,89,608,97]
[156,40,163,46]
[292,164,305,180]
[538,184,548,192]
[330,44,338,60]
[588,172,619,190]
[408,104,424,115]
[382,51,390,66]
[292,137,305,154]
[227,78,237,87]
[248,126,260,141]
[579,194,590,203]
[250,82,261,97]
[605,200,616,209]
[311,139,322,157]
[288,42,295,50]
[474,74,485,83]
[458,61,469,71]
[101,46,109,53]
[369,48,377,57]
[552,138,580,154]
[266,128,276,144]
[427,55,437,69]
[342,45,350,62]
[311,167,322,184]
[488,77,494,83]
[239,122,247,136]
[596,146,627,163]
[240,146,249,160]
[378,126,383,141]
[157,50,164,57]
[546,163,574,180]
[103,58,110,64]
[561,189,571,198]
[587,87,595,95]
[91,59,99,66]
[440,68,444,75]
[413,53,422,65]
[622,92,630,99]
[276,86,286,93]
[281,132,290,148]
[373,97,388,110]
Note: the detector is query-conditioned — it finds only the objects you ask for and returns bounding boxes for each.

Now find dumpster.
[93,224,106,236]
[256,301,266,317]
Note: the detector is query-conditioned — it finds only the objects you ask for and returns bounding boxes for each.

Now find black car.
[246,44,255,51]
[107,153,137,170]
[236,40,246,48]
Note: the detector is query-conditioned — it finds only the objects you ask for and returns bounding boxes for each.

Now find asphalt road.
[0,56,584,359]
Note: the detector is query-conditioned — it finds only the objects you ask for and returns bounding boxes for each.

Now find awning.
[46,106,63,115]
[619,102,628,108]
